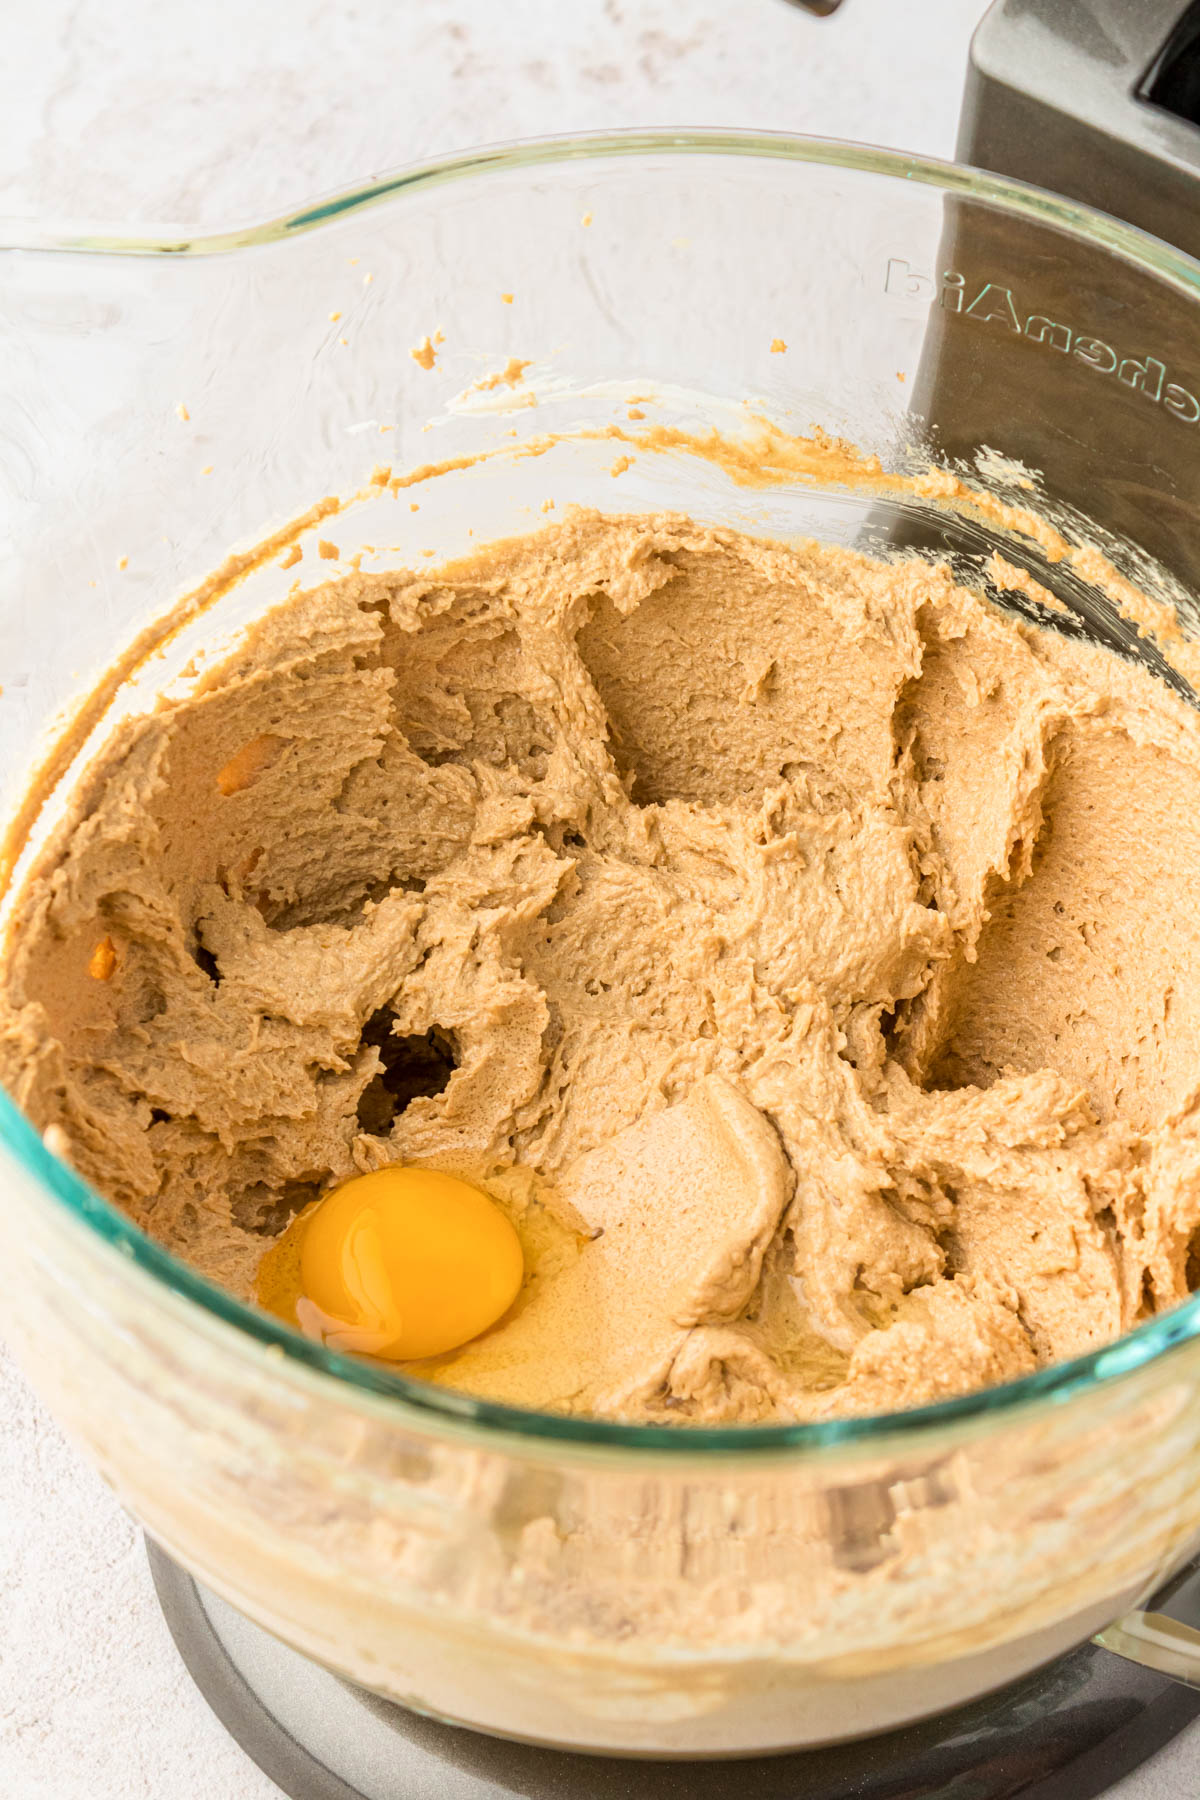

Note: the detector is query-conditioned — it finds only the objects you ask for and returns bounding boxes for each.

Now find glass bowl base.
[145,1539,1200,1799]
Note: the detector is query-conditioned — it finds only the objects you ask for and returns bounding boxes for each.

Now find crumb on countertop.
[410,329,446,371]
[471,357,532,393]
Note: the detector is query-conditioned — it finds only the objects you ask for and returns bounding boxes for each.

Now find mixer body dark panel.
[909,0,1200,596]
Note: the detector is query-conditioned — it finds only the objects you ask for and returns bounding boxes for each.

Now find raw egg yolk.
[293,1167,524,1361]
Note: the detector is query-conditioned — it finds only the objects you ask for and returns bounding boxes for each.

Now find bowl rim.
[4,122,1200,299]
[5,124,1200,1457]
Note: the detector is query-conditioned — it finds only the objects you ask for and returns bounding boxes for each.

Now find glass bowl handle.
[1095,1612,1200,1691]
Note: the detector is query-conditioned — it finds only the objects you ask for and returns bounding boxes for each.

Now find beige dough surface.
[6,510,1200,1424]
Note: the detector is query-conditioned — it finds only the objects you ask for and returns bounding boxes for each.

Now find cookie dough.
[5,510,1200,1424]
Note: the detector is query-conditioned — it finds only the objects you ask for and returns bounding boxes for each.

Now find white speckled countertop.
[8,3,1192,1797]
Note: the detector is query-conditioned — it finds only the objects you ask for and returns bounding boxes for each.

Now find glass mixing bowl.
[5,133,1200,1758]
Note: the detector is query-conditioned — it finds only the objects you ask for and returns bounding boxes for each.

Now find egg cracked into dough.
[257,1167,525,1360]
